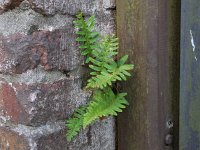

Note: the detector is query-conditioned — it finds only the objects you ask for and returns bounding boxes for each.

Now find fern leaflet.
[66,107,86,141]
[83,87,129,128]
[73,13,99,59]
[87,56,134,89]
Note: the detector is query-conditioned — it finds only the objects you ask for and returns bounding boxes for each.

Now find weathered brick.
[0,67,90,126]
[26,0,116,35]
[0,27,83,74]
[0,0,22,14]
[0,118,115,150]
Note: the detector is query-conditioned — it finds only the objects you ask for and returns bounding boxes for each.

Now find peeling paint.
[190,30,196,52]
[190,30,198,61]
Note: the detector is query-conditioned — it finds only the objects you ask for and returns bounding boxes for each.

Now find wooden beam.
[180,0,200,149]
[117,0,180,149]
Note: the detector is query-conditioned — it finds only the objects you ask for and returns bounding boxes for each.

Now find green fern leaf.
[86,61,134,89]
[83,87,129,128]
[74,13,100,58]
[66,107,87,141]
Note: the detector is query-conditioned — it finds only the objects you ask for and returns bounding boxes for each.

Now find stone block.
[0,28,83,74]
[0,118,115,150]
[0,67,90,126]
[28,0,116,16]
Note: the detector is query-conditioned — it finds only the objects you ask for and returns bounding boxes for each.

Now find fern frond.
[66,107,87,141]
[96,35,119,61]
[86,57,134,89]
[74,13,100,58]
[83,87,129,128]
[88,35,119,68]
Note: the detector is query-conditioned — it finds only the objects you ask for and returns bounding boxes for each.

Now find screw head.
[166,120,174,129]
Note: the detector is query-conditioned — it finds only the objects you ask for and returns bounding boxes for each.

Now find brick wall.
[0,0,116,149]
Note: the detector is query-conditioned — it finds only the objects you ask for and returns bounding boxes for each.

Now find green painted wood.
[180,0,200,149]
[117,0,180,149]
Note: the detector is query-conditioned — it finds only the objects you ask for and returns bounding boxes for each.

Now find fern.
[66,13,134,141]
[83,87,129,128]
[66,107,86,141]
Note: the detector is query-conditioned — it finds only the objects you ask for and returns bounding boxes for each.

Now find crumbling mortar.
[0,66,69,84]
[0,7,75,36]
